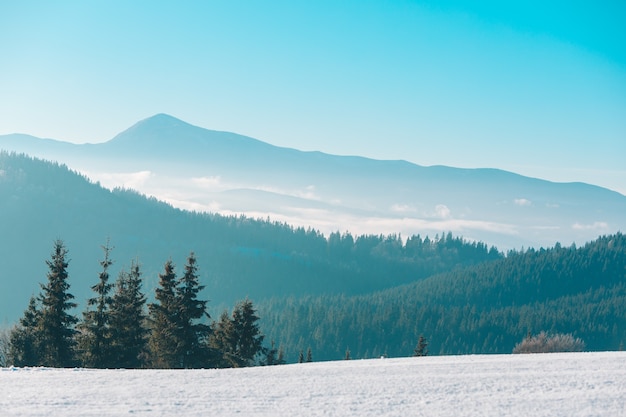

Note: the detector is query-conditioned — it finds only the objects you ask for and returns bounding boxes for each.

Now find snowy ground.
[2,352,625,416]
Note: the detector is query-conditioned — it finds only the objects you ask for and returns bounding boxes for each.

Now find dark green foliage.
[232,299,264,365]
[8,296,41,366]
[108,261,148,368]
[37,240,78,367]
[148,260,182,368]
[305,347,312,363]
[210,310,239,367]
[176,252,211,368]
[209,300,264,367]
[10,240,79,367]
[77,240,114,368]
[261,233,626,361]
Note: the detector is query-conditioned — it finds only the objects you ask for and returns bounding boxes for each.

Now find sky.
[1,1,625,194]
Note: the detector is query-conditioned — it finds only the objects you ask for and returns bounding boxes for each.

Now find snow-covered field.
[2,352,625,416]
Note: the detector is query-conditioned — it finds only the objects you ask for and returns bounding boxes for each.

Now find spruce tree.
[109,261,148,368]
[413,334,428,357]
[176,252,210,368]
[209,299,264,368]
[305,347,313,363]
[8,296,42,366]
[231,299,264,367]
[77,241,114,368]
[38,240,78,367]
[209,310,238,368]
[148,260,183,368]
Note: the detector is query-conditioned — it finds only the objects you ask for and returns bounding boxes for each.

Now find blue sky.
[1,1,625,194]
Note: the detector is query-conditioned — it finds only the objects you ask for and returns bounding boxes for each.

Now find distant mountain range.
[1,113,625,251]
[0,152,501,324]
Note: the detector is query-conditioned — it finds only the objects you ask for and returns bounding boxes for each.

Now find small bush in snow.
[513,331,585,354]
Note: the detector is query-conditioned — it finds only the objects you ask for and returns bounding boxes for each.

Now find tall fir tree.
[176,252,211,368]
[77,240,114,368]
[109,260,148,368]
[148,260,183,368]
[8,296,42,366]
[37,240,78,367]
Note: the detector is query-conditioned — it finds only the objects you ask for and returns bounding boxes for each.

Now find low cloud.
[391,204,417,213]
[252,184,321,201]
[87,170,153,189]
[572,222,609,231]
[191,176,223,190]
[514,198,532,207]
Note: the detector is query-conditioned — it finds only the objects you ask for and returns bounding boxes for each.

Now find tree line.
[7,239,279,369]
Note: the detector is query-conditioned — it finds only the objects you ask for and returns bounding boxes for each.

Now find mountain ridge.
[1,113,624,250]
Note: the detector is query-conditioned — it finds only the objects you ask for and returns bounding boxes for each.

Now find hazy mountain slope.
[0,152,500,324]
[259,233,626,361]
[1,114,624,250]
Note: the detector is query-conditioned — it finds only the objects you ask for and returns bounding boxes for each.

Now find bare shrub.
[513,331,585,354]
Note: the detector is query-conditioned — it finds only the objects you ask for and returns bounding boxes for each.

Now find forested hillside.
[0,152,500,322]
[260,233,626,361]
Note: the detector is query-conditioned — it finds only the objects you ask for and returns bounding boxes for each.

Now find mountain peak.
[106,113,199,147]
[125,113,194,133]
[139,113,189,127]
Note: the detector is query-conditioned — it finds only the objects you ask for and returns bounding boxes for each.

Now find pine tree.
[37,240,78,367]
[306,347,313,363]
[176,252,210,368]
[77,240,114,368]
[209,310,238,367]
[231,299,264,367]
[209,299,265,368]
[298,349,304,363]
[148,260,183,368]
[109,261,148,368]
[413,334,428,357]
[8,296,42,366]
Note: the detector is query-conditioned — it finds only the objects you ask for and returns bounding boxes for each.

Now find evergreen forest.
[260,233,626,361]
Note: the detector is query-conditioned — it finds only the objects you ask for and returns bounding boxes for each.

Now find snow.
[2,352,625,416]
